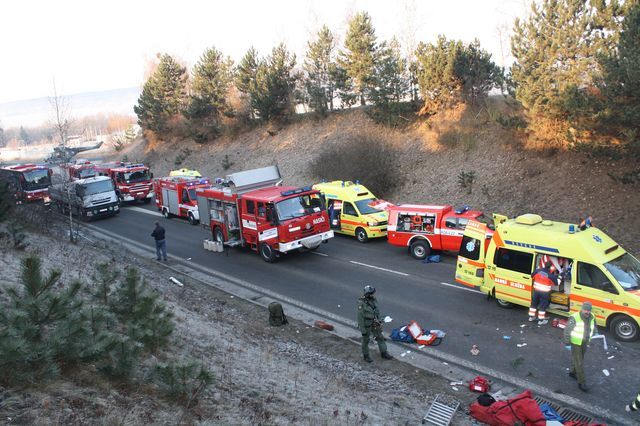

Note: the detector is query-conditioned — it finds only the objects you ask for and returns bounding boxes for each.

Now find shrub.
[457,170,476,194]
[438,129,475,152]
[154,361,213,407]
[496,115,527,129]
[309,133,400,197]
[174,148,192,167]
[222,154,234,171]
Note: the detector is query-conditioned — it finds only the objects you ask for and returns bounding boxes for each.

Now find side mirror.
[150,172,154,179]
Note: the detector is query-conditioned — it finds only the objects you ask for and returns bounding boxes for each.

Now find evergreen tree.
[235,47,259,95]
[369,37,409,108]
[339,11,378,106]
[303,25,337,114]
[598,2,640,150]
[186,47,235,138]
[455,39,502,104]
[510,0,620,120]
[134,54,187,133]
[331,65,357,109]
[0,181,13,222]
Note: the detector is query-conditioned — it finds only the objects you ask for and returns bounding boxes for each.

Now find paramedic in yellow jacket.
[563,301,597,393]
[357,285,393,363]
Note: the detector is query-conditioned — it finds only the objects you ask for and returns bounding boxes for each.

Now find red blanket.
[469,389,546,426]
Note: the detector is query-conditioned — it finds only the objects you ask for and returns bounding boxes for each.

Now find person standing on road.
[151,221,167,261]
[564,301,597,392]
[626,390,640,413]
[529,261,558,325]
[357,285,393,363]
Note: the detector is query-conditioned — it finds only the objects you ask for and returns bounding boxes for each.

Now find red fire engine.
[94,162,153,203]
[387,204,492,259]
[196,166,334,262]
[61,160,96,181]
[153,176,211,224]
[0,164,52,204]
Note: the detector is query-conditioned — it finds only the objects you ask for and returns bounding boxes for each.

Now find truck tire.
[213,228,225,243]
[355,227,369,243]
[610,315,639,342]
[493,288,514,309]
[188,212,198,225]
[143,198,151,204]
[410,240,430,260]
[260,242,278,263]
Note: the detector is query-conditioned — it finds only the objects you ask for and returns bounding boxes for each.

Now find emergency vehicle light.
[280,186,312,196]
[455,205,470,214]
[605,245,619,255]
[125,163,145,168]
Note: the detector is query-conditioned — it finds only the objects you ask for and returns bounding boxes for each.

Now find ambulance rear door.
[491,246,534,305]
[455,220,488,288]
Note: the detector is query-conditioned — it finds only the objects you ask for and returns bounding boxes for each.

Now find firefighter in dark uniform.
[357,285,393,363]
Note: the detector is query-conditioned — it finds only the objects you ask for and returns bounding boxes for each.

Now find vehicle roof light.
[605,245,619,255]
[455,205,470,214]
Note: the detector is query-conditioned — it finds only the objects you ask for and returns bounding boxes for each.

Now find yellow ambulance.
[455,213,640,341]
[312,180,388,243]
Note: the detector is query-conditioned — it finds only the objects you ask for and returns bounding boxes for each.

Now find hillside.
[121,104,640,254]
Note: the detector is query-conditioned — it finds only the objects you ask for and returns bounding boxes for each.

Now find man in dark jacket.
[357,285,393,363]
[564,301,597,392]
[151,221,167,261]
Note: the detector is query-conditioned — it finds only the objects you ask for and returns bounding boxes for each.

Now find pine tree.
[339,11,378,106]
[134,54,187,133]
[369,37,409,108]
[0,180,13,222]
[186,46,235,138]
[303,25,337,114]
[236,47,259,95]
[455,39,502,105]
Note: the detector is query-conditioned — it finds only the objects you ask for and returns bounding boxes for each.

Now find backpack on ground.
[268,302,288,326]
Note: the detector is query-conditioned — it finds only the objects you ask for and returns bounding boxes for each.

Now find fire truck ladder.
[422,394,459,426]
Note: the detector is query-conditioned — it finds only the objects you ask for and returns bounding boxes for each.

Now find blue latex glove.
[564,345,571,350]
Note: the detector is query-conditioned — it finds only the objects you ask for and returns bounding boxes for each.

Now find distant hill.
[0,87,140,128]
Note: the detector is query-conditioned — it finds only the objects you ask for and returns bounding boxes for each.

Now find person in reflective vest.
[626,391,640,413]
[529,261,558,325]
[563,301,597,392]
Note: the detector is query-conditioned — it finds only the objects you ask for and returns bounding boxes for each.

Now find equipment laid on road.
[196,165,333,262]
[469,376,491,393]
[387,204,492,260]
[456,213,640,342]
[312,180,389,243]
[153,175,211,224]
[49,176,119,220]
[94,161,154,203]
[0,163,52,204]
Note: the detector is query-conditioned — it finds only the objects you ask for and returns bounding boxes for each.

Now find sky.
[0,0,529,104]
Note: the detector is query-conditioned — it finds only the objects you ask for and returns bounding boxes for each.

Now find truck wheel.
[260,243,278,263]
[188,212,198,225]
[143,198,151,204]
[494,288,514,309]
[355,227,369,243]
[162,208,172,219]
[410,240,430,260]
[611,315,639,342]
[213,227,225,243]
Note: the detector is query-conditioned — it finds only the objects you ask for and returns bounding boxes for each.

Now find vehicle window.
[257,202,266,217]
[445,218,457,229]
[83,179,114,195]
[459,236,481,261]
[457,218,469,230]
[22,169,51,189]
[188,188,197,201]
[604,253,640,291]
[275,195,319,220]
[246,200,255,215]
[494,248,533,274]
[123,169,150,183]
[354,198,381,215]
[343,202,358,216]
[182,189,189,202]
[578,262,617,293]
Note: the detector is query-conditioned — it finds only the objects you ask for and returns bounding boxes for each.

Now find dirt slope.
[120,105,640,254]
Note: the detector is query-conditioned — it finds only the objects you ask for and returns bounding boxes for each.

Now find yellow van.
[312,180,388,243]
[455,213,640,341]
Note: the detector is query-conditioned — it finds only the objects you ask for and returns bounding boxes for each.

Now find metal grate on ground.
[533,396,562,413]
[534,395,593,424]
[422,394,459,426]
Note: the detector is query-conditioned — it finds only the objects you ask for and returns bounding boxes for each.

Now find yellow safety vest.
[570,311,596,345]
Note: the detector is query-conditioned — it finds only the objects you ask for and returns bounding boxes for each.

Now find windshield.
[78,168,95,179]
[275,194,324,221]
[22,169,51,190]
[604,253,640,291]
[83,179,114,196]
[354,198,382,215]
[188,188,196,201]
[475,213,495,230]
[124,169,150,183]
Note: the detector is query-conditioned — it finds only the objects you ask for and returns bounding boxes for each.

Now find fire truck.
[196,165,334,262]
[0,164,52,204]
[153,175,211,224]
[94,162,153,203]
[387,204,491,259]
[61,160,97,181]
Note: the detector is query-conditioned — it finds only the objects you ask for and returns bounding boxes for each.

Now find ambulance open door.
[455,220,489,288]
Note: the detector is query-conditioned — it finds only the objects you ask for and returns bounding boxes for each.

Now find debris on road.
[602,369,610,377]
[169,276,184,287]
[517,343,527,348]
[383,316,392,323]
[314,320,334,331]
[470,345,480,356]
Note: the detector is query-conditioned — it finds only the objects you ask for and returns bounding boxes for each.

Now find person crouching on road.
[529,261,558,325]
[151,221,167,261]
[564,301,597,392]
[357,285,393,363]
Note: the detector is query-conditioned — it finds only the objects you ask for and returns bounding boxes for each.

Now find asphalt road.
[90,204,639,415]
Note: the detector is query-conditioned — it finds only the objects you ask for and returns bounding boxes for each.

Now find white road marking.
[127,206,163,217]
[311,252,328,257]
[349,261,409,276]
[440,281,482,293]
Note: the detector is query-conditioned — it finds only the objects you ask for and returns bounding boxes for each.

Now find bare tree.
[49,79,76,242]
